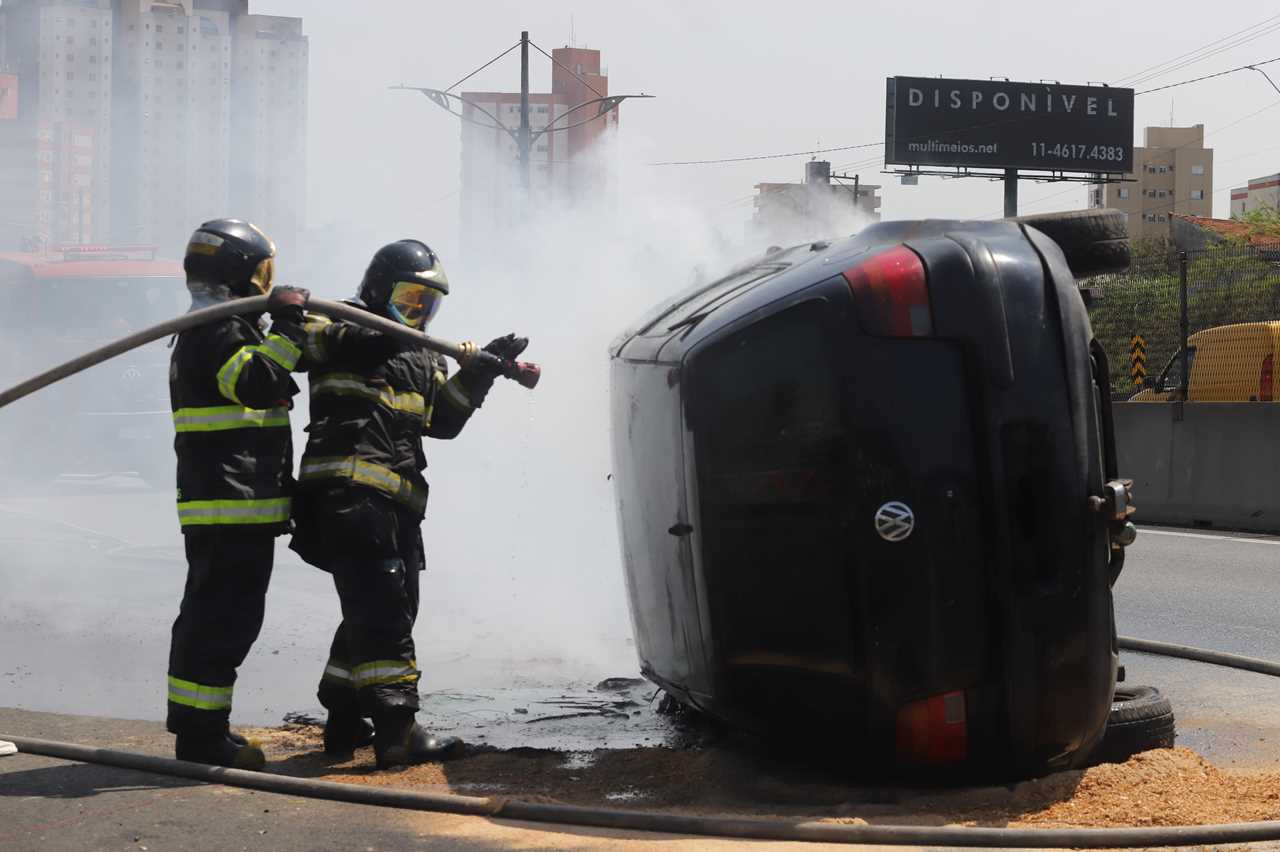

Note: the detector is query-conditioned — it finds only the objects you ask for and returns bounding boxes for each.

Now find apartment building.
[0,0,306,255]
[0,0,114,246]
[229,11,307,256]
[111,0,235,251]
[1089,125,1213,243]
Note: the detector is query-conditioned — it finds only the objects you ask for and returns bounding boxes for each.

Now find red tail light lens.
[1262,354,1274,402]
[895,690,968,765]
[843,246,932,337]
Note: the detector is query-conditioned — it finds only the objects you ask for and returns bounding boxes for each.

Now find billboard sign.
[885,77,1134,174]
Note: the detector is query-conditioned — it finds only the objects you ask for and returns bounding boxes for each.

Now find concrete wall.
[1115,402,1280,533]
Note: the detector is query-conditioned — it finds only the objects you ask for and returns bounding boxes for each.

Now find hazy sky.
[259,0,1280,254]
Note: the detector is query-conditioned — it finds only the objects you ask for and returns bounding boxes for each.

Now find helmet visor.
[250,256,275,296]
[389,280,444,329]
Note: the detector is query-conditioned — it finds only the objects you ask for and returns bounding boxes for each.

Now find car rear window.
[633,263,790,339]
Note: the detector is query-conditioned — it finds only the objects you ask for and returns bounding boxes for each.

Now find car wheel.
[1091,685,1176,765]
[1013,209,1130,278]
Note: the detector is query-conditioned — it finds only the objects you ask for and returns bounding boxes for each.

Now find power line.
[1128,23,1280,89]
[1135,55,1280,95]
[1120,16,1280,88]
[1113,12,1280,85]
[655,55,1280,170]
[651,142,883,167]
[444,41,521,93]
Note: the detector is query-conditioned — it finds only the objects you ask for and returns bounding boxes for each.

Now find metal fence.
[1085,243,1280,400]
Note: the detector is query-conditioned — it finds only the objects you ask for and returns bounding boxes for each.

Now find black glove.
[342,324,402,364]
[458,333,530,405]
[468,334,530,378]
[266,286,310,326]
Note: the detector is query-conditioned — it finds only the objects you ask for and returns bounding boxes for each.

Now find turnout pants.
[299,489,424,717]
[167,531,275,737]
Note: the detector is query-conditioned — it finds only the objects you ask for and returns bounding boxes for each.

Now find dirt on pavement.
[242,721,1280,829]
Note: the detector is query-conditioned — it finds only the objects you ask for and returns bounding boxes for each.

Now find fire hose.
[4,637,1280,846]
[0,294,540,412]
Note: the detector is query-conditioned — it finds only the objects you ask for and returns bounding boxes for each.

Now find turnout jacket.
[169,314,304,532]
[295,314,477,519]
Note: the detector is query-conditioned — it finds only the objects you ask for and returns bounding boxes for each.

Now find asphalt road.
[1112,525,1280,770]
[3,480,1280,761]
[4,481,1280,848]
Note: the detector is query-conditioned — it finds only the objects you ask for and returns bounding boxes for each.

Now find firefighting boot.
[175,732,266,771]
[323,710,376,756]
[373,710,464,768]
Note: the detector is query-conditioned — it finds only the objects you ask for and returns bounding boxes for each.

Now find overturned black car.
[609,210,1138,778]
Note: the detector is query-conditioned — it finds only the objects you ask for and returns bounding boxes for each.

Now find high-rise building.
[229,10,307,255]
[0,0,114,247]
[111,1,234,252]
[459,44,617,257]
[0,0,306,256]
[1089,125,1213,243]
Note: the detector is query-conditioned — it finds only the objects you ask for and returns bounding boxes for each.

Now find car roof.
[1189,321,1280,343]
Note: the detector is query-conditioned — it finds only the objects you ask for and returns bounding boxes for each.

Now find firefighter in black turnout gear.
[166,219,309,770]
[291,240,528,767]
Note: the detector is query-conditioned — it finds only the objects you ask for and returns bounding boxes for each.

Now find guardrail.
[1114,402,1280,533]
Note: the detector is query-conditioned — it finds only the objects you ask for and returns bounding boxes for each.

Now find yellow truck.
[1131,321,1279,402]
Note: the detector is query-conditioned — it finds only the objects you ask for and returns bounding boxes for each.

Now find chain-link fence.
[1086,242,1280,401]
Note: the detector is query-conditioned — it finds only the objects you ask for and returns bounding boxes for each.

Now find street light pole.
[518,30,531,192]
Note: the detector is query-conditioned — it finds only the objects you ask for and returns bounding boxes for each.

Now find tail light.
[1262,355,1274,402]
[842,246,932,337]
[895,690,968,765]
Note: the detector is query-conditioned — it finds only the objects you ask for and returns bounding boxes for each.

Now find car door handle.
[668,522,693,537]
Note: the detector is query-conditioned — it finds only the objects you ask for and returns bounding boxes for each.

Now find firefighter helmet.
[183,219,277,300]
[356,240,449,330]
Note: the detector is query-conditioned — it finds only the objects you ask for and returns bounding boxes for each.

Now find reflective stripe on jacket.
[170,314,303,532]
[297,314,477,518]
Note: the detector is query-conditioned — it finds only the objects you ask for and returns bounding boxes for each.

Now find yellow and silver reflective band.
[439,374,473,411]
[302,314,333,364]
[172,405,289,433]
[167,675,233,711]
[215,334,303,404]
[259,334,302,370]
[311,373,425,416]
[176,497,291,527]
[352,659,419,689]
[321,659,354,687]
[298,456,427,514]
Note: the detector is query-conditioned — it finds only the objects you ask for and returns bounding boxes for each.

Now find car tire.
[1013,208,1130,278]
[1091,685,1176,765]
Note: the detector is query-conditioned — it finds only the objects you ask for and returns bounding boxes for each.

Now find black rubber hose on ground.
[1118,635,1280,678]
[6,636,1280,847]
[0,295,534,412]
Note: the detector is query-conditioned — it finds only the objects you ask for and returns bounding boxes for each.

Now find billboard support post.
[1004,169,1018,217]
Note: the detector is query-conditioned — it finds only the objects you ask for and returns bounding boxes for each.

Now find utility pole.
[518,30,531,192]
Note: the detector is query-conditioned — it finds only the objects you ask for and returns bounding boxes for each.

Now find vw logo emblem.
[875,501,915,542]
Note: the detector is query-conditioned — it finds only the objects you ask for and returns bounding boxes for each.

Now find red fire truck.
[0,245,187,487]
